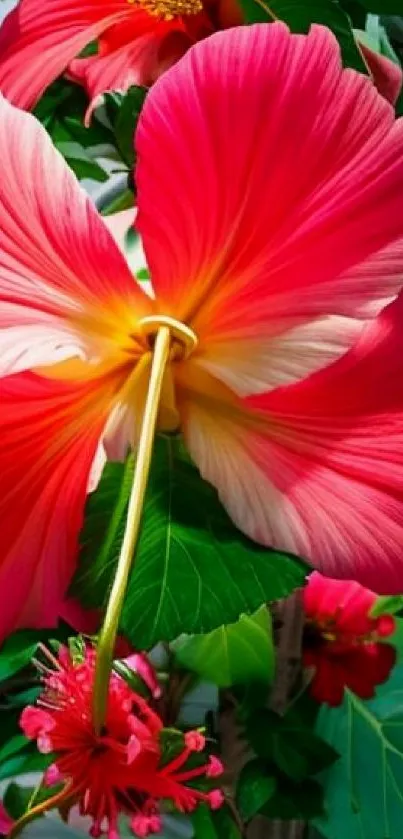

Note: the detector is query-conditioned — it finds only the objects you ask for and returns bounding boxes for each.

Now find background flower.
[0,0,241,120]
[302,572,396,705]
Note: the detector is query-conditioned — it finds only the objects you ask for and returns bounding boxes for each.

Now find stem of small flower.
[93,325,172,734]
[8,784,74,839]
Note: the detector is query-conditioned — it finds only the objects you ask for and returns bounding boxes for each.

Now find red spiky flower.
[302,572,396,706]
[20,645,224,838]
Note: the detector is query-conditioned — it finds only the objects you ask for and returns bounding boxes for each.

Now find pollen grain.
[130,0,203,20]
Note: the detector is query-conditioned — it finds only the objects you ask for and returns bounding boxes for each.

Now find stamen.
[129,0,203,22]
[37,643,63,671]
[139,315,198,359]
[31,658,52,676]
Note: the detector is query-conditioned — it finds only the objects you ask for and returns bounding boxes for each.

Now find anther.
[131,0,203,21]
[138,315,198,359]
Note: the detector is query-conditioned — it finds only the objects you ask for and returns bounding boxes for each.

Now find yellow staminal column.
[92,318,198,733]
[93,325,171,732]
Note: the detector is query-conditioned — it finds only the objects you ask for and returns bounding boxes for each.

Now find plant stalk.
[8,784,74,839]
[92,325,171,733]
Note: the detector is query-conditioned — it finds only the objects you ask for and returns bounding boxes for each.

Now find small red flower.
[302,572,396,706]
[20,646,224,838]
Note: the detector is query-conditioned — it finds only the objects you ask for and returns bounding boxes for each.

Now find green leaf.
[314,664,403,839]
[361,14,401,64]
[3,781,64,821]
[337,1,366,28]
[371,595,403,618]
[244,708,338,782]
[105,86,148,169]
[0,631,42,681]
[356,0,403,12]
[3,782,33,820]
[391,617,403,661]
[237,0,367,72]
[192,805,241,839]
[115,87,148,167]
[173,607,275,687]
[262,776,325,820]
[73,437,307,649]
[0,750,52,781]
[49,120,109,182]
[34,78,112,147]
[6,686,41,708]
[34,77,114,181]
[236,759,277,820]
[100,189,134,217]
[0,735,29,765]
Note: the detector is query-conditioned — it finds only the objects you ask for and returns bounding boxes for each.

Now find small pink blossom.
[131,813,162,837]
[207,755,224,778]
[184,731,206,752]
[43,763,64,787]
[208,790,225,810]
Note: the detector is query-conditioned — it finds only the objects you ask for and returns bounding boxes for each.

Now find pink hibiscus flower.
[2,23,403,642]
[18,645,224,838]
[0,0,242,122]
[303,572,396,706]
[0,0,401,125]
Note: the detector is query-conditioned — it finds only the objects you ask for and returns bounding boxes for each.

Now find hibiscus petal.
[306,654,346,706]
[0,0,133,109]
[177,296,403,592]
[69,21,188,125]
[197,315,365,396]
[303,572,376,636]
[0,369,117,641]
[359,40,403,105]
[137,22,403,392]
[0,95,151,373]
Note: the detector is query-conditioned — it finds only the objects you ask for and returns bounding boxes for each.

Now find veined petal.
[0,368,119,641]
[0,0,133,109]
[197,315,364,395]
[0,305,86,377]
[137,23,403,392]
[177,297,403,592]
[69,20,188,124]
[69,39,155,126]
[0,95,152,373]
[303,571,376,635]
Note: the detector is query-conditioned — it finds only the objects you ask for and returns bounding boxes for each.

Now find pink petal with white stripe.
[0,95,151,374]
[137,23,403,394]
[177,295,403,592]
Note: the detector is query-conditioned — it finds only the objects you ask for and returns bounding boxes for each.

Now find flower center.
[130,0,203,21]
[138,315,198,433]
[139,315,198,362]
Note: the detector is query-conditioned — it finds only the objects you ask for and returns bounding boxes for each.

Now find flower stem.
[8,784,74,839]
[93,325,171,734]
